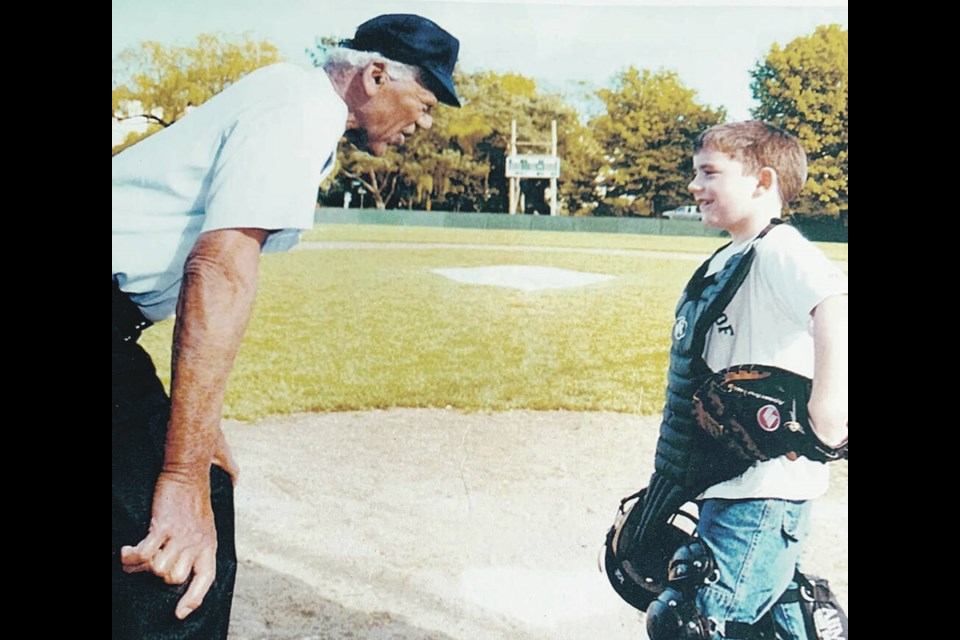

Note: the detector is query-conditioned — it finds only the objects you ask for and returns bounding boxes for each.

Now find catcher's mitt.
[692,364,847,464]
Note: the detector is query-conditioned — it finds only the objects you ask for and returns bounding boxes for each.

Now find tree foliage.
[323,70,492,211]
[449,70,598,214]
[750,24,848,217]
[591,69,725,217]
[114,34,842,218]
[320,64,600,214]
[112,33,282,154]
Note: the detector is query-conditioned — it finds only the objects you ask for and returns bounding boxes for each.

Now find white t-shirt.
[112,63,348,322]
[699,223,848,501]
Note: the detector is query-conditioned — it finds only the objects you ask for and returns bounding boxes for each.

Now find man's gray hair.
[322,47,421,83]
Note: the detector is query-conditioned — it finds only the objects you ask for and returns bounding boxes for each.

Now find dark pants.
[112,282,237,639]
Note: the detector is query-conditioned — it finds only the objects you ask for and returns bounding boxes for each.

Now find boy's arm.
[808,293,848,447]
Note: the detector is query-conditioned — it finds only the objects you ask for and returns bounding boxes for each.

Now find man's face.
[688,148,762,235]
[351,71,438,156]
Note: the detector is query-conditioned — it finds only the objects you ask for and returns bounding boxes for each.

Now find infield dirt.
[225,408,848,640]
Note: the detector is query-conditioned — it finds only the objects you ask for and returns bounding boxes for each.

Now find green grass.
[138,225,847,421]
[303,223,850,261]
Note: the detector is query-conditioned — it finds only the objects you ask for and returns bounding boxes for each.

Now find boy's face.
[688,148,763,239]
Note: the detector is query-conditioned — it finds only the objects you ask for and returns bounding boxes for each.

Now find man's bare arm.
[119,227,268,619]
[808,293,848,447]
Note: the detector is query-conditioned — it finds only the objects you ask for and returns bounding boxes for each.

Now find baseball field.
[138,223,849,640]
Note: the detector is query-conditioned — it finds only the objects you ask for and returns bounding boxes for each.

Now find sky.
[112,0,848,123]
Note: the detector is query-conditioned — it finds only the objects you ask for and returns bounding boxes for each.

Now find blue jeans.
[695,498,812,639]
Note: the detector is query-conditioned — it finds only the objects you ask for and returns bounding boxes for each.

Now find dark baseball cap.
[346,14,461,108]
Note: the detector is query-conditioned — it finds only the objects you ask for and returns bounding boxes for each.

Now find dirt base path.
[226,409,848,640]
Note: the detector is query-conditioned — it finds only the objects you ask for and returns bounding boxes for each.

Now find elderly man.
[112,14,461,639]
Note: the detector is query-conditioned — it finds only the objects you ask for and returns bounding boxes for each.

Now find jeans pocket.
[779,500,809,544]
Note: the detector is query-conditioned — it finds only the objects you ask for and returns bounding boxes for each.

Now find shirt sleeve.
[201,98,333,235]
[758,226,848,325]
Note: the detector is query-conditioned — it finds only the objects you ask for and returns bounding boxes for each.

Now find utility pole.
[509,120,518,215]
[549,120,558,216]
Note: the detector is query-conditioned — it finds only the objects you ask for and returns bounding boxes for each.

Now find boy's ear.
[756,167,778,195]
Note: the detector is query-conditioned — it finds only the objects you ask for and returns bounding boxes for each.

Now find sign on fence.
[505,154,561,179]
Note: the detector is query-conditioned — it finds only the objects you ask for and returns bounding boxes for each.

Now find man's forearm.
[164,228,268,479]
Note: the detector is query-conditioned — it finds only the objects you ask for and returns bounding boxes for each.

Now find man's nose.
[688,178,701,193]
[416,112,433,130]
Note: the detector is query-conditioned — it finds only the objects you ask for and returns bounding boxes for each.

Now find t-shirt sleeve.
[759,227,848,324]
[201,98,334,236]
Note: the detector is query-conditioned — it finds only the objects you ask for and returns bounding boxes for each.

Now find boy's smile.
[689,149,771,243]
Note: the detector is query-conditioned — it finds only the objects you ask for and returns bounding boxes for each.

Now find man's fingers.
[120,561,153,574]
[169,551,196,586]
[151,543,199,585]
[121,537,197,584]
[175,551,217,620]
[120,531,165,566]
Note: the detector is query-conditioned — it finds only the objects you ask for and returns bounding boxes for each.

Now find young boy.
[655,121,848,638]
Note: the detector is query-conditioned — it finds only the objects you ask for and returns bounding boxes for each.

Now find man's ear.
[361,61,388,97]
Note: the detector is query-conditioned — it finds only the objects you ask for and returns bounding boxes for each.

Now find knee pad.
[792,572,849,640]
[645,539,720,640]
[666,538,718,594]
[646,587,713,640]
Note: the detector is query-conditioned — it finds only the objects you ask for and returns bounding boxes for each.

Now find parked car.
[662,205,702,221]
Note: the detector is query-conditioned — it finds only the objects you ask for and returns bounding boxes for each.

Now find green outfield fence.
[314,208,848,243]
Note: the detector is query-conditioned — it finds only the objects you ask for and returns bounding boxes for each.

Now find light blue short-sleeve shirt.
[112,63,347,322]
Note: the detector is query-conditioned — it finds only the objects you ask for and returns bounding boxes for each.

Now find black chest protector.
[628,222,783,556]
[654,219,782,490]
[656,220,782,491]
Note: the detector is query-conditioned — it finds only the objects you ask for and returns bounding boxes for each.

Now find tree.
[750,24,848,218]
[447,71,594,214]
[322,86,490,212]
[315,65,487,211]
[112,33,282,154]
[319,65,598,214]
[591,69,725,217]
[558,117,605,217]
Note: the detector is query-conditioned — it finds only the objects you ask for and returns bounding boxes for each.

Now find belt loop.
[112,278,153,343]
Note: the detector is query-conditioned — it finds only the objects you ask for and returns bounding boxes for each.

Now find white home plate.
[433,265,616,291]
[460,567,624,627]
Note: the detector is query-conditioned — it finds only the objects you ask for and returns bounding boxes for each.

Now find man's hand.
[119,472,218,620]
[119,431,235,620]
